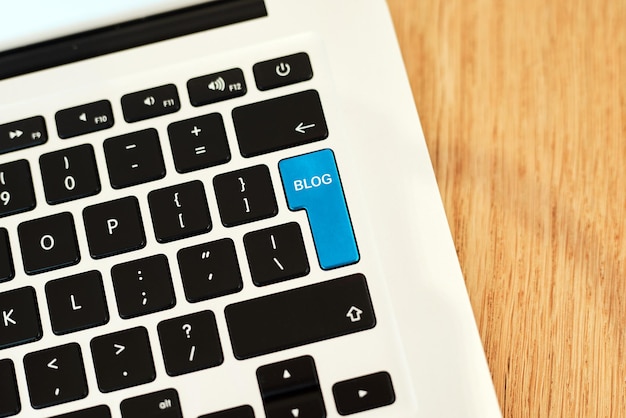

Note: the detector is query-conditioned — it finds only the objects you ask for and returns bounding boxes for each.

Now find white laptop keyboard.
[0,35,407,417]
[0,1,502,417]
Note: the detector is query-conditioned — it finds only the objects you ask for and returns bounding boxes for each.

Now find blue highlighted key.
[279,149,359,270]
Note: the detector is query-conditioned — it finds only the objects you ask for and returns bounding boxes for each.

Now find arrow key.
[23,343,88,409]
[257,356,320,401]
[264,392,326,418]
[332,372,395,415]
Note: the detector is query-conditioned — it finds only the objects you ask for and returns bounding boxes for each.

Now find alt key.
[121,388,182,418]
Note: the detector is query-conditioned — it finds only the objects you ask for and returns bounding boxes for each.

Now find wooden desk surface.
[387,1,625,417]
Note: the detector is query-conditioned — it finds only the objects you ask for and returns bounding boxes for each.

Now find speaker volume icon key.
[208,77,226,91]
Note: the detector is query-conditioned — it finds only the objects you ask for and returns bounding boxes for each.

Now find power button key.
[253,52,313,91]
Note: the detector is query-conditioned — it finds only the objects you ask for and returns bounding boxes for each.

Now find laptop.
[0,0,502,417]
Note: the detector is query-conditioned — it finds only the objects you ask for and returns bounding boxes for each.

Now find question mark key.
[157,310,223,376]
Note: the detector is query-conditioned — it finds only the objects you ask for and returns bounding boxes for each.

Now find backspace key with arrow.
[232,89,328,157]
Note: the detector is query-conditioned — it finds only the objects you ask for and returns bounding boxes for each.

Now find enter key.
[279,149,359,270]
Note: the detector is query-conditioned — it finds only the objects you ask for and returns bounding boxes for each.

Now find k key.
[0,286,42,350]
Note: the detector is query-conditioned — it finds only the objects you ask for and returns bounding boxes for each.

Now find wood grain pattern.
[387,1,626,416]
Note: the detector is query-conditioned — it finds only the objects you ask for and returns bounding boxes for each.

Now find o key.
[18,212,80,275]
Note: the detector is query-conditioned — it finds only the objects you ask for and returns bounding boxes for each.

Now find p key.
[83,196,146,259]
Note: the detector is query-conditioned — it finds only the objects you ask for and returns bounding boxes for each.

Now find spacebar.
[225,274,376,360]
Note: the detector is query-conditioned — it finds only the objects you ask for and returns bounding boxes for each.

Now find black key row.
[0,52,313,156]
[0,273,372,355]
[0,224,310,349]
[0,88,327,223]
[1,164,277,276]
[0,276,382,413]
[0,365,393,418]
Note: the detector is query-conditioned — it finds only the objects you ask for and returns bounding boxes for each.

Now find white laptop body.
[0,1,501,417]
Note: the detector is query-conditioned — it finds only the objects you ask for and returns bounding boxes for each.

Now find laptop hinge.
[0,0,267,81]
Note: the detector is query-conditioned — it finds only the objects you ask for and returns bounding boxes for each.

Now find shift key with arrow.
[233,90,328,157]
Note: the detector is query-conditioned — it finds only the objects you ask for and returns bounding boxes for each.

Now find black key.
[188,68,247,106]
[23,343,88,409]
[55,100,114,139]
[264,391,326,418]
[111,254,176,319]
[232,90,327,157]
[199,405,255,418]
[40,144,101,204]
[120,389,182,418]
[0,116,47,155]
[177,239,243,303]
[148,180,211,243]
[0,359,20,417]
[0,228,14,282]
[121,84,180,123]
[103,128,166,189]
[18,212,80,275]
[157,310,223,376]
[213,165,277,227]
[167,113,231,173]
[49,405,112,418]
[0,286,42,350]
[45,271,109,335]
[257,356,319,401]
[258,357,326,418]
[83,196,146,259]
[225,274,375,360]
[0,159,36,218]
[90,326,156,393]
[332,372,395,415]
[253,53,313,91]
[244,222,309,286]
